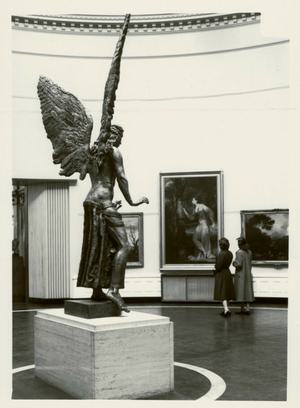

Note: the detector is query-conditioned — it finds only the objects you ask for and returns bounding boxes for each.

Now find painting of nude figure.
[160,171,224,270]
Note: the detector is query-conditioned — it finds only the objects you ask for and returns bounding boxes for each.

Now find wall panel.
[27,182,70,298]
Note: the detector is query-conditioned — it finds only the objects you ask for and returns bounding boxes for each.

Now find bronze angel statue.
[37,14,149,313]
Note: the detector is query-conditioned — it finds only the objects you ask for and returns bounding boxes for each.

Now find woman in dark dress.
[214,237,235,317]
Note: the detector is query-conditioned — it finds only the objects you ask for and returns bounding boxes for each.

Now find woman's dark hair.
[219,237,229,250]
[237,237,249,251]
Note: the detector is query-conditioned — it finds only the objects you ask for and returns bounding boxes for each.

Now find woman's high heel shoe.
[220,310,231,317]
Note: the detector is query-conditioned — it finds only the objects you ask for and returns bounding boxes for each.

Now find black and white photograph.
[160,171,223,269]
[241,209,289,265]
[2,0,300,405]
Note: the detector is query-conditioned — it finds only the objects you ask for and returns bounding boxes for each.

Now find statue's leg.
[106,225,130,312]
[108,225,130,288]
[106,288,130,313]
[91,287,107,301]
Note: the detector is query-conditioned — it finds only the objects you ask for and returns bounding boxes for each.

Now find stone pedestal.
[34,309,174,399]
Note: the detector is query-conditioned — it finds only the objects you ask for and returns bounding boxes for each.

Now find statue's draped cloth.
[77,201,125,289]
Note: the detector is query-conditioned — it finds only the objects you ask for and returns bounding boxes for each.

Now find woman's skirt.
[214,269,236,301]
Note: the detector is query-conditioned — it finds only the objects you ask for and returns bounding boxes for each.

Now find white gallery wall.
[12,16,290,298]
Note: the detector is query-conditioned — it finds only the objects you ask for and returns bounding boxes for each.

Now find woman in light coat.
[233,237,254,314]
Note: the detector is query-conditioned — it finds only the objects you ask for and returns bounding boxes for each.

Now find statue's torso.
[85,155,116,205]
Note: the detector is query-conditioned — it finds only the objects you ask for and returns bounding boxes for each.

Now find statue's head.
[110,125,124,147]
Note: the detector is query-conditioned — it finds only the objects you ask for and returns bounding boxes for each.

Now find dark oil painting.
[122,213,144,268]
[241,209,289,265]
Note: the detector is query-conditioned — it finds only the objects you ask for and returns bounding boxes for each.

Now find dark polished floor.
[12,302,287,401]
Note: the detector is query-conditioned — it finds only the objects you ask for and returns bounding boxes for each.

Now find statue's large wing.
[97,14,131,145]
[37,76,93,180]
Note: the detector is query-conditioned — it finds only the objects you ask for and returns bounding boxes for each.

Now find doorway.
[12,184,28,304]
[12,179,72,302]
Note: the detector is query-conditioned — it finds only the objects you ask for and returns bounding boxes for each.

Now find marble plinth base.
[34,309,174,399]
[64,299,120,318]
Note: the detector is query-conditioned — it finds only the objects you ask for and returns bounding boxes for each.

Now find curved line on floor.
[13,364,35,374]
[174,362,226,400]
[13,362,226,400]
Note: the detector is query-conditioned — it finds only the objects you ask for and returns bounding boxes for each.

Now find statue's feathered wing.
[37,76,93,180]
[37,14,130,179]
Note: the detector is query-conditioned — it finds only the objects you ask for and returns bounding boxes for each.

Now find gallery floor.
[12,301,287,401]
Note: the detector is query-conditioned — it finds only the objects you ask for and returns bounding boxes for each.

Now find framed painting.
[122,212,144,268]
[241,209,289,266]
[160,171,224,270]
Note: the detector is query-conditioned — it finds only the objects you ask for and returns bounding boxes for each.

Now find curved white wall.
[12,18,290,298]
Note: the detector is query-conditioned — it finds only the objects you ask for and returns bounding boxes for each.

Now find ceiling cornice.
[11,12,260,35]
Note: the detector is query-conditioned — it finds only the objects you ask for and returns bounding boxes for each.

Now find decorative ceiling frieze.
[11,12,260,35]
